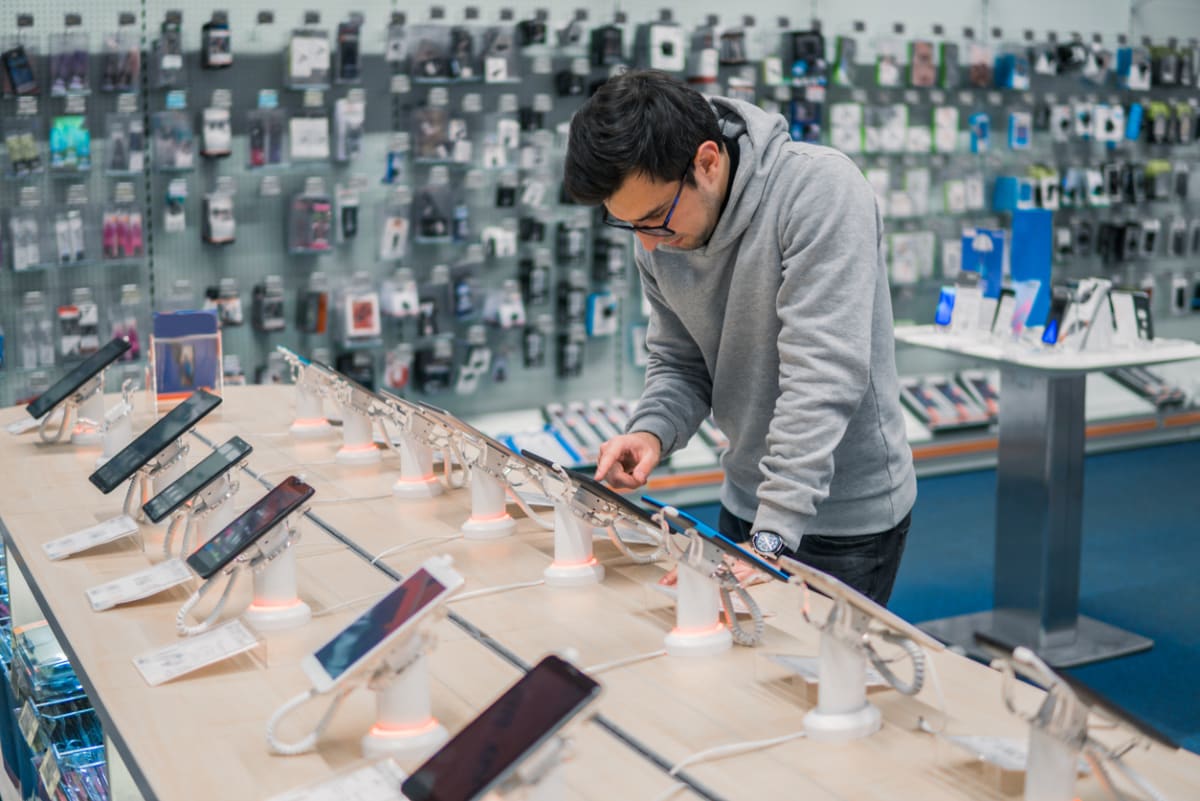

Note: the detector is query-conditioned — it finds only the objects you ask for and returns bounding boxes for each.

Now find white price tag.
[18,700,38,747]
[43,515,139,561]
[39,749,60,797]
[265,759,407,801]
[87,559,194,612]
[17,96,38,116]
[117,93,138,113]
[767,653,888,687]
[65,95,86,114]
[134,620,260,687]
[389,74,411,94]
[532,56,552,75]
[6,415,43,435]
[944,735,1029,771]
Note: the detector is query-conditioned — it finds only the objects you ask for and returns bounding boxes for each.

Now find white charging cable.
[505,486,557,530]
[650,730,808,801]
[448,579,545,604]
[265,686,355,756]
[583,649,667,675]
[176,569,242,637]
[370,535,463,566]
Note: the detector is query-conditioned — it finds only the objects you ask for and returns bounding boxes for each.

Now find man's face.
[605,157,723,253]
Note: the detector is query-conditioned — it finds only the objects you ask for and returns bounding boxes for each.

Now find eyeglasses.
[601,166,689,238]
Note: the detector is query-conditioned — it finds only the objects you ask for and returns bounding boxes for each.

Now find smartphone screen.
[26,338,131,419]
[310,567,447,687]
[185,476,313,579]
[402,655,600,801]
[521,448,656,526]
[142,437,252,523]
[89,390,223,494]
[1040,288,1071,345]
[641,496,792,582]
[3,46,38,94]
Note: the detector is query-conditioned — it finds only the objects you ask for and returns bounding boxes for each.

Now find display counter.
[0,385,1196,801]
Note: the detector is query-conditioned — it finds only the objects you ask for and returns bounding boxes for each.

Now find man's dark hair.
[564,69,722,205]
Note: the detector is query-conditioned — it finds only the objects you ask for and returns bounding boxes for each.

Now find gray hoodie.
[627,97,916,548]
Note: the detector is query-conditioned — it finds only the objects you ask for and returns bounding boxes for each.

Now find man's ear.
[693,140,723,184]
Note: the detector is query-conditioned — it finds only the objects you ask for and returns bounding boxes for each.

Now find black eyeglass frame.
[600,165,690,237]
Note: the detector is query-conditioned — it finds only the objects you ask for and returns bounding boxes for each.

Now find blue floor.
[684,439,1200,753]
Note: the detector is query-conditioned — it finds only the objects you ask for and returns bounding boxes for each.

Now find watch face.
[753,531,783,556]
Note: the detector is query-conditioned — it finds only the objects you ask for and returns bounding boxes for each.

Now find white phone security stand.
[994,647,1091,801]
[123,439,190,522]
[176,514,309,637]
[392,432,444,498]
[455,438,518,540]
[461,469,517,539]
[95,385,135,468]
[162,472,242,559]
[802,601,882,743]
[661,529,732,657]
[361,633,449,760]
[485,736,572,801]
[245,521,312,632]
[277,347,335,439]
[335,401,382,466]
[38,374,104,445]
[534,466,603,587]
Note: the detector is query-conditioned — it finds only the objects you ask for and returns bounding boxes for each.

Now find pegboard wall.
[2,0,1199,416]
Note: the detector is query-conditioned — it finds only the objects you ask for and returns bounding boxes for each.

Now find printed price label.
[39,749,60,797]
[212,88,233,109]
[389,74,411,94]
[65,94,86,114]
[165,90,187,110]
[18,700,38,747]
[134,620,259,687]
[117,92,138,113]
[43,515,139,561]
[532,55,552,75]
[6,415,43,435]
[16,96,38,116]
[260,176,282,196]
[303,90,324,109]
[87,558,194,611]
[265,759,407,801]
[767,653,888,686]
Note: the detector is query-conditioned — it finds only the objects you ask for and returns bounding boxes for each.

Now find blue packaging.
[961,228,1006,299]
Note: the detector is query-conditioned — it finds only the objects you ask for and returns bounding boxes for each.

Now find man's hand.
[593,432,662,489]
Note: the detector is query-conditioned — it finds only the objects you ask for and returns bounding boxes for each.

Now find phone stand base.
[290,419,334,439]
[665,624,732,658]
[244,599,312,632]
[543,559,605,587]
[361,718,449,761]
[71,427,103,447]
[803,703,882,743]
[393,475,444,499]
[461,513,516,540]
[336,444,382,466]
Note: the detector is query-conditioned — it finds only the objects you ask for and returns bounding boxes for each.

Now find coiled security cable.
[865,631,927,696]
[265,687,355,756]
[176,568,242,637]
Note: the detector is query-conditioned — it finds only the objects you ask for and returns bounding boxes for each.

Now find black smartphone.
[642,495,792,582]
[1040,287,1071,345]
[89,390,223,494]
[142,437,252,523]
[520,448,656,526]
[185,476,314,579]
[402,655,601,801]
[3,46,39,95]
[26,338,131,420]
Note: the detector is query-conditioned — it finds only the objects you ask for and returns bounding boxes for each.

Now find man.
[563,70,915,604]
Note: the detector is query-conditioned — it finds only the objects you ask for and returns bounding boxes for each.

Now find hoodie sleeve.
[625,256,714,457]
[751,151,881,548]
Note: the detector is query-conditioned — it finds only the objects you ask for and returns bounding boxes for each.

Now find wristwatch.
[750,530,786,560]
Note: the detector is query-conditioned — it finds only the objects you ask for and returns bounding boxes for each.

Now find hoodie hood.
[700,97,792,254]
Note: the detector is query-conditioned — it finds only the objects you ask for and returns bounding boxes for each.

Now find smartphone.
[1040,287,1071,345]
[2,46,39,95]
[89,390,223,494]
[784,555,942,650]
[972,632,1175,749]
[185,476,313,579]
[26,337,131,420]
[402,655,601,801]
[141,437,252,523]
[641,495,792,582]
[521,448,657,528]
[301,558,463,693]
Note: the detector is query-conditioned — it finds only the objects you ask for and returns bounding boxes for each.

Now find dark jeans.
[719,506,911,606]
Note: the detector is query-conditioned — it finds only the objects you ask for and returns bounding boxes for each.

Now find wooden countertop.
[0,385,1196,801]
